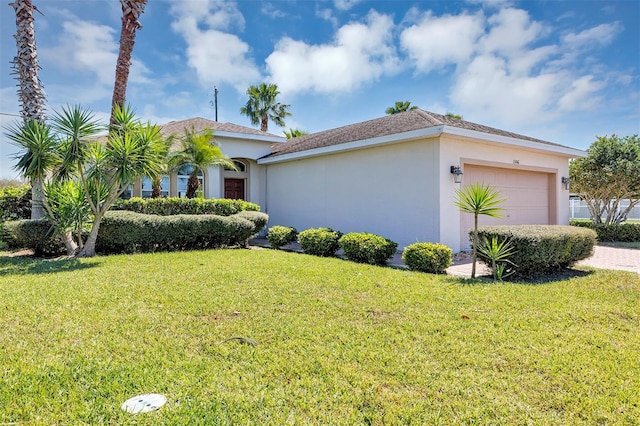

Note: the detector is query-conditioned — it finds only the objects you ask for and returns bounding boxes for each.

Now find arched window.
[177,164,204,198]
[225,160,246,172]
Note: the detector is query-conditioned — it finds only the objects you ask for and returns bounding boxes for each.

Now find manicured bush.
[338,232,398,265]
[112,197,260,216]
[298,227,342,257]
[96,210,260,254]
[0,185,31,221]
[3,219,65,256]
[570,219,640,242]
[402,242,452,274]
[234,211,269,236]
[267,226,298,250]
[475,225,597,280]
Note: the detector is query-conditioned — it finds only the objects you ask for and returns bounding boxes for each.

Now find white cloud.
[558,75,604,111]
[334,0,363,11]
[479,8,546,55]
[400,12,485,72]
[562,22,623,48]
[169,0,260,91]
[261,3,286,19]
[266,11,400,94]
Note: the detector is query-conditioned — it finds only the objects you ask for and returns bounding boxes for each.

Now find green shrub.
[96,210,258,254]
[570,219,640,242]
[0,185,31,221]
[234,211,269,237]
[298,227,342,257]
[402,242,452,274]
[338,232,398,265]
[475,225,597,280]
[267,226,298,250]
[3,219,65,256]
[112,197,260,216]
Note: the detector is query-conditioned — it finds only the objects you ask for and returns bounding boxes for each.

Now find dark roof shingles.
[159,117,280,138]
[269,109,562,158]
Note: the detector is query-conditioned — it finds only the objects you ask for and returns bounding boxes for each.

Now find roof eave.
[442,126,587,158]
[258,126,444,164]
[215,130,286,144]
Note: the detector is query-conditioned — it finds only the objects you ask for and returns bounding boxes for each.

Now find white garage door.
[460,165,550,248]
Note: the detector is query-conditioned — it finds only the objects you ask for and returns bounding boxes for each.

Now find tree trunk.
[261,114,268,132]
[151,175,162,198]
[10,0,46,123]
[471,214,479,278]
[77,214,103,257]
[61,231,78,256]
[186,172,200,199]
[30,177,46,220]
[110,0,147,125]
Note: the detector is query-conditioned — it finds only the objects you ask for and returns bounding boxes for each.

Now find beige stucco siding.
[265,138,440,248]
[438,134,572,251]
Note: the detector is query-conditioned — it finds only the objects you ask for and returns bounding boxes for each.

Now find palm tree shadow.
[449,267,594,286]
[0,255,100,277]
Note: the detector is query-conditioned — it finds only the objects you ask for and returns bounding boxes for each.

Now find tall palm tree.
[454,183,505,278]
[111,0,147,125]
[10,0,48,219]
[168,128,236,199]
[385,101,417,115]
[240,83,291,132]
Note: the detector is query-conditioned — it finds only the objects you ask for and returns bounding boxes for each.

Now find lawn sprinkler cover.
[121,393,167,414]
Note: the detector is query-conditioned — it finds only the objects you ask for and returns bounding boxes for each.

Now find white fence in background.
[569,199,640,220]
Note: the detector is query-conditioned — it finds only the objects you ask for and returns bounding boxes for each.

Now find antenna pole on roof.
[214,86,219,122]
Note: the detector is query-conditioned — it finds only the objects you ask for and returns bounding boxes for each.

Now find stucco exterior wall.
[264,138,440,249]
[438,134,572,252]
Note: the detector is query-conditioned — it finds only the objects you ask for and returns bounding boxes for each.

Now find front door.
[224,178,245,200]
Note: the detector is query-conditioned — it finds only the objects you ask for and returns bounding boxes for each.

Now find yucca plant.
[454,183,505,278]
[477,236,517,281]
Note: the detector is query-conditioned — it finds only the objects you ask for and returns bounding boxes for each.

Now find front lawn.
[0,248,638,424]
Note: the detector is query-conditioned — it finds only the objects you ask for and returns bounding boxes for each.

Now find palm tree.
[240,83,291,132]
[111,0,148,125]
[454,183,505,278]
[283,128,308,139]
[385,101,417,115]
[446,112,463,120]
[168,128,236,199]
[10,0,48,219]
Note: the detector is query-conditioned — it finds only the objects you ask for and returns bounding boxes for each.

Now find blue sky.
[1,0,639,179]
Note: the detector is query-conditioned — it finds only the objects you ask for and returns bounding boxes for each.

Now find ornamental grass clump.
[267,226,298,250]
[298,227,342,257]
[402,242,452,274]
[338,232,398,265]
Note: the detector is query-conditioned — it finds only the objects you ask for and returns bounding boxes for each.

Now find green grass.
[0,248,638,424]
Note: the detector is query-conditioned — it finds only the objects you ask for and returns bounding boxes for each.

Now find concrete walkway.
[250,238,639,277]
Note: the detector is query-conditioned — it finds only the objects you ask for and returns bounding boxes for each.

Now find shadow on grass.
[449,268,595,286]
[0,254,100,277]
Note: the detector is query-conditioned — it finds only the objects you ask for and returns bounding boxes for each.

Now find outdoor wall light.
[561,176,570,191]
[450,166,463,183]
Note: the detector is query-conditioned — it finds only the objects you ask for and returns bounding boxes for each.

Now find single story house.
[130,110,585,253]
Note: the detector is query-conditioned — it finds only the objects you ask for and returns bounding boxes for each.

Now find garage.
[460,165,554,248]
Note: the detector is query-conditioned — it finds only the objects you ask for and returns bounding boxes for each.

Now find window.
[141,175,169,198]
[177,164,204,198]
[120,184,132,199]
[224,160,246,172]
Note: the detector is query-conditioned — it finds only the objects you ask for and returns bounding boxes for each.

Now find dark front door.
[224,178,245,200]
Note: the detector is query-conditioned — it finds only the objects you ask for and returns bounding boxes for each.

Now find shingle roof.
[268,109,564,158]
[159,117,281,139]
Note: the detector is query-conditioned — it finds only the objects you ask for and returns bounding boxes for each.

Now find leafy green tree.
[385,101,417,115]
[569,135,640,225]
[454,183,505,278]
[43,180,92,254]
[168,127,236,199]
[240,83,291,132]
[283,128,308,139]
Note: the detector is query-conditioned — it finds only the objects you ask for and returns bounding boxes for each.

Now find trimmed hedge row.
[0,185,31,221]
[97,210,267,253]
[475,225,597,279]
[267,226,298,249]
[112,197,260,216]
[570,219,640,242]
[5,210,268,256]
